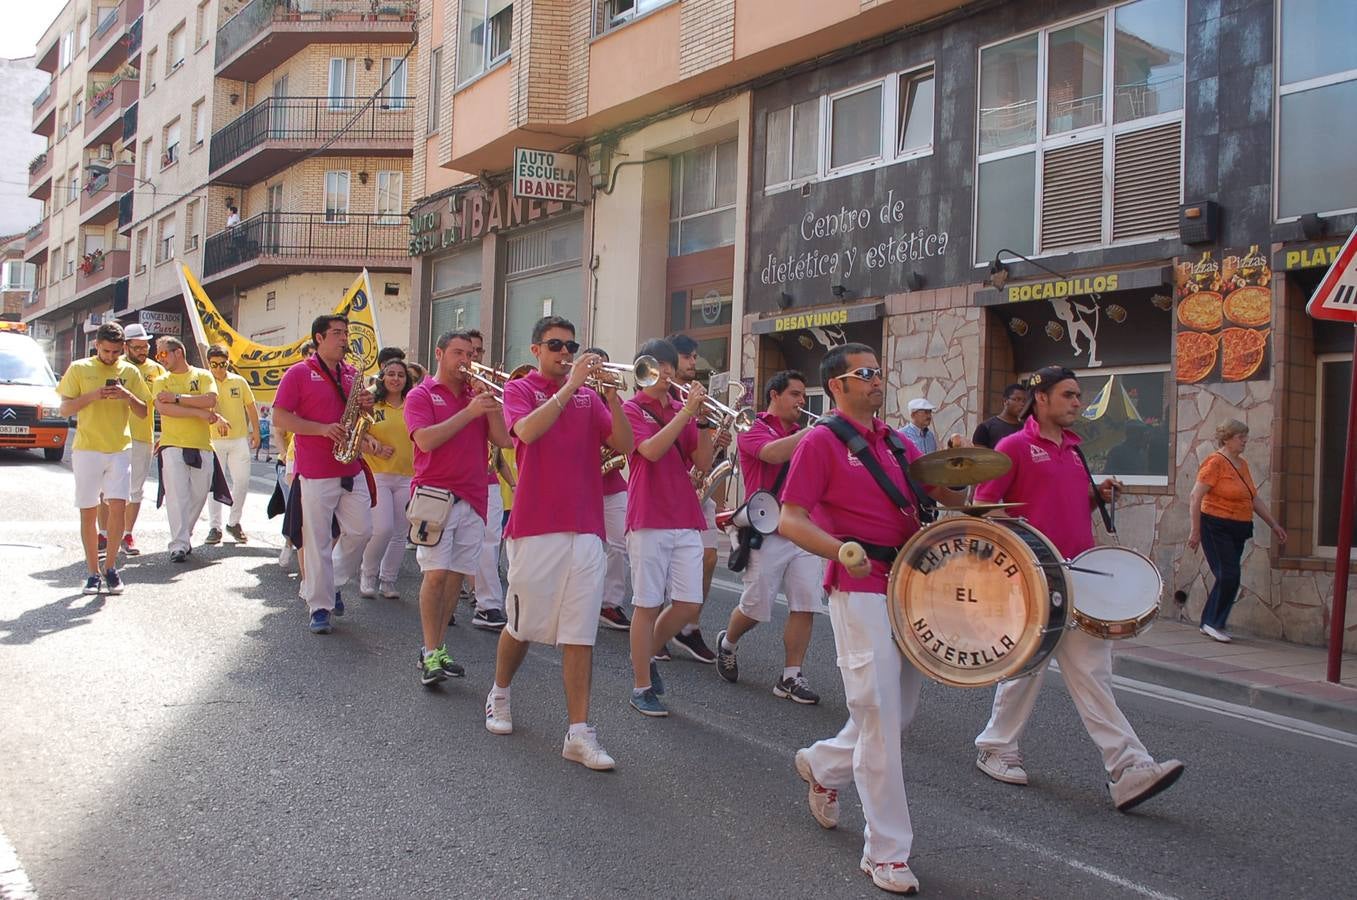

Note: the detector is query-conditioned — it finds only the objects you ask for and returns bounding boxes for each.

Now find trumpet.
[798,407,824,424]
[459,361,509,397]
[675,381,756,432]
[565,355,661,392]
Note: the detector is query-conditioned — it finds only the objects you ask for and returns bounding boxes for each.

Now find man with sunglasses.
[466,329,511,631]
[484,317,634,769]
[205,344,260,546]
[778,343,964,895]
[619,338,713,716]
[972,365,1184,812]
[272,316,374,634]
[150,336,221,563]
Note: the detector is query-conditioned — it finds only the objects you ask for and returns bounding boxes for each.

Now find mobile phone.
[105,378,118,387]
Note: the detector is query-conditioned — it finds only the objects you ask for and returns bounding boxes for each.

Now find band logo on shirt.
[373,409,387,422]
[189,379,201,392]
[431,394,446,406]
[1029,445,1050,463]
[230,387,241,398]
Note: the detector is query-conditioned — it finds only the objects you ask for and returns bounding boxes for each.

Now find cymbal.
[908,447,1011,487]
[954,502,1025,517]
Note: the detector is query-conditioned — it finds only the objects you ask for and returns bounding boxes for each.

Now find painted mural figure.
[1049,297,1102,367]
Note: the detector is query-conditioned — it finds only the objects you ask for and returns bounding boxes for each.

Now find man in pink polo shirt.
[972,365,1184,812]
[779,342,964,896]
[715,369,824,704]
[271,315,374,635]
[622,338,713,717]
[586,346,633,632]
[405,330,511,686]
[483,317,635,770]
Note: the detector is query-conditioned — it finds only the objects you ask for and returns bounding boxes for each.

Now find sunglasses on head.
[833,367,883,383]
[538,338,580,353]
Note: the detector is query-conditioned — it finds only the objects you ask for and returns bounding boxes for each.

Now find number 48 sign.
[1308,227,1357,322]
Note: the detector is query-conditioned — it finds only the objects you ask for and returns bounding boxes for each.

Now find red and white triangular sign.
[1308,227,1357,323]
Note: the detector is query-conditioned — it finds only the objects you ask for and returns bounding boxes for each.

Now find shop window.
[669,140,737,256]
[974,0,1184,264]
[667,283,732,380]
[600,0,671,34]
[1068,366,1171,486]
[381,57,408,109]
[1277,0,1357,219]
[324,171,350,224]
[1316,355,1352,552]
[458,1,513,86]
[898,70,935,155]
[504,220,584,368]
[764,99,820,188]
[430,247,483,360]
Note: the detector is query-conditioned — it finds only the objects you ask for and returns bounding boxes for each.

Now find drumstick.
[839,541,866,568]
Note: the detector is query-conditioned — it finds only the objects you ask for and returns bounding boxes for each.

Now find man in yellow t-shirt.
[205,344,260,546]
[110,323,166,557]
[56,321,151,595]
[151,336,220,562]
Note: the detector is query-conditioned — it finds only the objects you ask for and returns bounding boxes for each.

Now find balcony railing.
[209,95,413,174]
[216,0,418,69]
[122,102,138,142]
[93,5,122,40]
[118,190,134,230]
[25,220,45,243]
[32,83,52,110]
[74,248,129,299]
[203,211,407,277]
[125,16,142,57]
[28,152,48,176]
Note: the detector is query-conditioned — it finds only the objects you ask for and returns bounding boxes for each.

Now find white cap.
[121,323,150,341]
[908,398,936,412]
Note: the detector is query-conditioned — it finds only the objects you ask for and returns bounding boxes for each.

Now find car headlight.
[38,402,64,421]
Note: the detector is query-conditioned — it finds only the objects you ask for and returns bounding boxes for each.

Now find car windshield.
[0,334,59,387]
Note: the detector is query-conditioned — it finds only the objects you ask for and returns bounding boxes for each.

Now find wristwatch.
[173,394,181,404]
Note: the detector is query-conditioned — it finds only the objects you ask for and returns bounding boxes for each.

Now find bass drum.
[887,517,1069,687]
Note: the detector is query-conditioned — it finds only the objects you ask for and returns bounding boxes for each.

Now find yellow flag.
[177,265,383,404]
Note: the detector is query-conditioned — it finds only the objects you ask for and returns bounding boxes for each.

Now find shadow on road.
[0,593,106,644]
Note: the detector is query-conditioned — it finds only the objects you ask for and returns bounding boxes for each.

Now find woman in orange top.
[1187,419,1287,642]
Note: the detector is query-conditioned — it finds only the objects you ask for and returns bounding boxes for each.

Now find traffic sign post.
[1307,227,1357,683]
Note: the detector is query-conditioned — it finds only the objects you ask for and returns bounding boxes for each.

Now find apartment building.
[2,236,38,321]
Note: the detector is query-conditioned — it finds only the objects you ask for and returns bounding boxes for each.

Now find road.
[0,450,1353,899]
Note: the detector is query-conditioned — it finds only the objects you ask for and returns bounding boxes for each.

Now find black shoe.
[715,629,738,683]
[333,592,345,617]
[773,673,821,705]
[169,549,188,563]
[103,568,123,596]
[82,574,102,595]
[674,628,717,664]
[473,607,507,631]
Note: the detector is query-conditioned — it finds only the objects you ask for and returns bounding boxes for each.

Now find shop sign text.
[1006,274,1120,303]
[772,308,850,332]
[512,148,581,202]
[409,186,571,256]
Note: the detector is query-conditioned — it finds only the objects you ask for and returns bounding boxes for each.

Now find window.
[829,83,883,171]
[430,248,482,360]
[324,171,350,223]
[2,261,36,291]
[54,177,63,206]
[60,31,73,69]
[50,247,61,283]
[1317,355,1353,551]
[1069,366,1171,486]
[328,58,355,110]
[64,240,75,277]
[157,213,175,263]
[381,57,408,109]
[144,48,158,94]
[457,0,512,85]
[974,0,1185,264]
[135,227,148,273]
[77,17,88,51]
[601,0,669,33]
[168,23,186,71]
[764,98,819,188]
[58,104,68,138]
[191,98,206,147]
[669,140,737,256]
[184,199,200,251]
[898,69,935,154]
[67,166,79,205]
[376,171,403,224]
[140,137,152,180]
[195,1,210,48]
[161,119,181,168]
[1277,0,1357,219]
[73,98,83,125]
[427,47,443,133]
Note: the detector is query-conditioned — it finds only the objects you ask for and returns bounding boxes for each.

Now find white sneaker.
[278,544,294,570]
[379,581,400,599]
[359,575,377,599]
[484,690,512,735]
[976,748,1028,785]
[1201,624,1232,643]
[860,856,920,894]
[794,748,839,829]
[562,726,616,771]
[1109,759,1185,812]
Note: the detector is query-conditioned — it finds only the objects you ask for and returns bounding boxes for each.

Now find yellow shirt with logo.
[211,371,257,443]
[364,401,414,476]
[152,367,218,451]
[129,357,167,444]
[57,357,153,453]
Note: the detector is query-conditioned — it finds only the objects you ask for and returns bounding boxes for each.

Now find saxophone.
[333,376,376,464]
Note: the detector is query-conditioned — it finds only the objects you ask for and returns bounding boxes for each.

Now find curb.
[1112,653,1357,735]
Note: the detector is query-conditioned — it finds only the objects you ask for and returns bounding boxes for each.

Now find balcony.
[28,152,53,201]
[201,211,408,290]
[80,162,136,226]
[74,248,130,303]
[37,36,58,74]
[33,82,55,136]
[89,0,144,74]
[122,102,138,143]
[216,0,418,81]
[24,219,49,265]
[118,190,134,233]
[125,16,142,61]
[209,95,412,184]
[84,76,139,150]
[24,287,45,314]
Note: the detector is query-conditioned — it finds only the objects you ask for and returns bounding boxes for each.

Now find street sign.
[512,148,581,202]
[1307,227,1357,322]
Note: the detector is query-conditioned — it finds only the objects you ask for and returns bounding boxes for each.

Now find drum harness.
[1072,446,1117,539]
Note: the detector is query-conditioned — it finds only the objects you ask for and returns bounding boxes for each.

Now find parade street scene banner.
[177,265,383,404]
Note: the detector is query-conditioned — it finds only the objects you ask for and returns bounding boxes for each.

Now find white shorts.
[505,533,607,646]
[128,440,153,504]
[627,528,704,608]
[700,497,719,550]
[72,449,131,508]
[738,533,826,623]
[416,498,484,575]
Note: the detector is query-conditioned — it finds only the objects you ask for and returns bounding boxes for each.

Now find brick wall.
[678,0,735,81]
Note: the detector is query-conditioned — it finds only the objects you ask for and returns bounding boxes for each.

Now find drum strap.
[1072,446,1116,534]
[819,416,937,525]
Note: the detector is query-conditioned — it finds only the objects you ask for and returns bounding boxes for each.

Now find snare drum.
[1068,546,1161,639]
[886,517,1069,688]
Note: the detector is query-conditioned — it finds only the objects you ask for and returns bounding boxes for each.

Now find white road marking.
[975,824,1180,900]
[0,824,38,900]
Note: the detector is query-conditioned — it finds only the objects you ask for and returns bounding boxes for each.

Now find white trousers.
[801,590,922,864]
[475,485,505,610]
[299,475,372,612]
[160,447,214,554]
[602,490,629,610]
[975,627,1153,779]
[128,440,153,505]
[362,472,411,583]
[208,437,252,528]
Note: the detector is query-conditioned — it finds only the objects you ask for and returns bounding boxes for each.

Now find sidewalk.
[1111,616,1357,733]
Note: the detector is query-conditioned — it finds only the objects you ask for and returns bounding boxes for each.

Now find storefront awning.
[973,264,1171,307]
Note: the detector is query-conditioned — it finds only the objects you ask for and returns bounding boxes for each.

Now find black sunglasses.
[538,338,580,353]
[833,366,883,383]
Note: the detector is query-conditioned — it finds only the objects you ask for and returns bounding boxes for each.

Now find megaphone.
[722,490,781,535]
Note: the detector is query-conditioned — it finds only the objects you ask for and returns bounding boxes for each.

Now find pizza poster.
[1174,247,1272,384]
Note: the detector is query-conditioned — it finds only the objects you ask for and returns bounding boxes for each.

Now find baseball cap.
[908,398,936,413]
[1020,365,1078,419]
[122,323,150,341]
